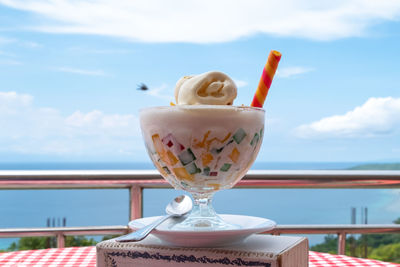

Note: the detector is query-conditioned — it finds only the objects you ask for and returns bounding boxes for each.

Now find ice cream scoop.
[174,71,237,105]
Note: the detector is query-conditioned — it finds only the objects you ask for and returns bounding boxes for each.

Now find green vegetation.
[348,163,400,170]
[311,218,400,263]
[369,243,400,263]
[310,235,340,255]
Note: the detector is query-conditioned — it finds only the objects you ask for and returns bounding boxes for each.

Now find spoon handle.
[116,215,172,242]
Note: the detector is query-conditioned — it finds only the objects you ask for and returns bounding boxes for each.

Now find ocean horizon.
[0,161,363,170]
[1,161,399,249]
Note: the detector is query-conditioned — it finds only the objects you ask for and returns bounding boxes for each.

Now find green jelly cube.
[203,166,210,176]
[233,128,247,144]
[250,133,260,146]
[178,148,196,165]
[220,163,231,172]
[185,162,201,174]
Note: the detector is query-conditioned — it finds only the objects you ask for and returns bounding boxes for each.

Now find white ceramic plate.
[128,214,276,247]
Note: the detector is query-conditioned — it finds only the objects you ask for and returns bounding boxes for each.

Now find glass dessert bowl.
[140,105,265,230]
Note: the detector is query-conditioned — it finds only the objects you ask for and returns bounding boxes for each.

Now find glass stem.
[191,193,217,218]
[172,192,238,230]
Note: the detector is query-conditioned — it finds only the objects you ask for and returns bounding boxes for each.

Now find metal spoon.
[115,195,193,242]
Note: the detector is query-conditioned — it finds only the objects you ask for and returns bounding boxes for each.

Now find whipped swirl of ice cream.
[174,71,237,105]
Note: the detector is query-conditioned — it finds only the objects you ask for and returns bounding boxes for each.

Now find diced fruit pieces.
[173,167,194,182]
[228,147,240,163]
[166,150,178,166]
[152,134,164,154]
[154,161,168,177]
[162,133,185,154]
[162,166,171,175]
[220,163,231,172]
[202,153,214,166]
[203,166,210,176]
[162,133,174,146]
[178,148,196,165]
[152,134,168,163]
[233,128,247,144]
[250,133,260,146]
[185,162,201,175]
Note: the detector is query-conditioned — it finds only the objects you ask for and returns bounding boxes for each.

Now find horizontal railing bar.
[271,224,400,234]
[1,224,399,239]
[0,170,161,180]
[0,170,400,189]
[3,180,400,189]
[0,226,128,238]
[1,170,400,180]
[0,179,168,190]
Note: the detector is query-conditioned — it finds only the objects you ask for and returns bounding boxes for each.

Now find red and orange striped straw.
[251,50,281,108]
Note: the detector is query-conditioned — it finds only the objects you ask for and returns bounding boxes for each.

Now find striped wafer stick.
[251,50,281,108]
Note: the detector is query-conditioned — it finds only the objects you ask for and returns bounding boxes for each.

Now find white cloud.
[65,110,138,137]
[295,97,400,138]
[145,84,174,101]
[68,46,132,54]
[233,79,248,88]
[0,36,42,49]
[0,91,142,156]
[0,50,15,56]
[0,91,33,114]
[55,67,108,76]
[22,41,42,48]
[0,36,15,44]
[276,67,314,78]
[1,0,400,43]
[0,59,22,65]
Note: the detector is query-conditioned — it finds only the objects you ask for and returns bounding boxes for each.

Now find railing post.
[129,185,143,221]
[337,232,346,255]
[57,233,65,248]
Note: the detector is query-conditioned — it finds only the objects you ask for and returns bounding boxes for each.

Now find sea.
[1,161,399,249]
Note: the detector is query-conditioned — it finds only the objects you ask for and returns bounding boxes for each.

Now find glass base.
[170,194,240,231]
[172,213,239,231]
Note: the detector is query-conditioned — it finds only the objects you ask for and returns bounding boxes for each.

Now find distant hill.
[348,163,400,170]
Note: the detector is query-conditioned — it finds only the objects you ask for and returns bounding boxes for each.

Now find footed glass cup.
[140,105,265,230]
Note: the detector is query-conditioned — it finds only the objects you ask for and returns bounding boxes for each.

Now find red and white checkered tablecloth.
[0,246,95,267]
[309,251,400,267]
[0,247,399,266]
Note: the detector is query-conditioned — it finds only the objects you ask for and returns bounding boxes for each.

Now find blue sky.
[0,0,400,163]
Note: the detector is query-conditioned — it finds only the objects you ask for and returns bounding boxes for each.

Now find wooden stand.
[97,234,308,267]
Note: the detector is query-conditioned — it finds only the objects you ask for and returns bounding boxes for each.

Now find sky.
[0,0,400,163]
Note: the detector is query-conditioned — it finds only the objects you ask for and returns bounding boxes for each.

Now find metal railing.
[1,170,400,255]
